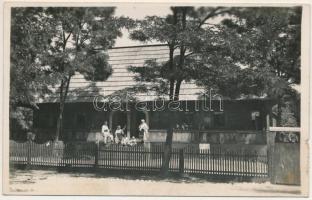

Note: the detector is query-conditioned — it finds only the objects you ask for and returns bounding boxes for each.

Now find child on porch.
[121,136,129,146]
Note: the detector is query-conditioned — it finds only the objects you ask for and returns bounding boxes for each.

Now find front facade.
[32,45,275,145]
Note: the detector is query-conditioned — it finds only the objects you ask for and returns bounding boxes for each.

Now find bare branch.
[64,31,72,44]
[185,52,195,58]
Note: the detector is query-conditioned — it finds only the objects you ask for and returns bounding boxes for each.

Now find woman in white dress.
[101,121,113,143]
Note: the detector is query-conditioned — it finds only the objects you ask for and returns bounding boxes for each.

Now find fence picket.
[10,140,268,179]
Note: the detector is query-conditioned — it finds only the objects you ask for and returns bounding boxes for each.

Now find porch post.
[127,111,131,138]
[272,117,277,127]
[144,110,150,126]
[143,110,151,151]
[266,114,270,130]
[109,111,114,131]
[267,118,277,183]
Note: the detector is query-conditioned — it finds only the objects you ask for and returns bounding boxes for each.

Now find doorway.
[112,111,127,134]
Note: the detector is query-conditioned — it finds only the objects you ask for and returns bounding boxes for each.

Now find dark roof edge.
[38,98,274,104]
[110,43,167,49]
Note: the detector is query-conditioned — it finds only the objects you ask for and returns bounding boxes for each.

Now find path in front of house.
[7,169,302,196]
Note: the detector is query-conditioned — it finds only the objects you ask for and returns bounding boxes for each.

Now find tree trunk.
[168,44,175,101]
[160,110,175,177]
[160,81,182,177]
[174,79,182,101]
[169,79,175,101]
[55,100,65,141]
[55,76,71,141]
[160,8,181,177]
[161,48,175,176]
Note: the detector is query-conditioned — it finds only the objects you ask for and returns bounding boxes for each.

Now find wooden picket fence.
[10,140,268,179]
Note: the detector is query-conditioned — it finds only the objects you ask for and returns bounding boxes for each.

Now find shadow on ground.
[10,165,268,185]
[60,168,266,184]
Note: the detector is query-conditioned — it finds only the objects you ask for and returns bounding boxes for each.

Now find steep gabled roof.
[40,44,205,103]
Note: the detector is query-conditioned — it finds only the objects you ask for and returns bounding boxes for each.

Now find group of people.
[97,119,149,145]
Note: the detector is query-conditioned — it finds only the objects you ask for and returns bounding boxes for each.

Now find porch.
[31,99,273,143]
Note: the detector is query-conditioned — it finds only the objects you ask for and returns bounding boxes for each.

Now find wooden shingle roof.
[40,44,205,103]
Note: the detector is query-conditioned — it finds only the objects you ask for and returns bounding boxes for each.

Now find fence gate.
[268,127,300,185]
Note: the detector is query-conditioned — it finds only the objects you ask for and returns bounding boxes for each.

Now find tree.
[41,7,133,141]
[10,7,134,141]
[10,8,57,137]
[129,7,232,176]
[218,7,301,125]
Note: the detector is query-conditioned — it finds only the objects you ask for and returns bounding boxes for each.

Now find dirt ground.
[6,169,303,196]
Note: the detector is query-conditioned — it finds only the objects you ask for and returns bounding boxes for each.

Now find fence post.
[179,149,184,175]
[27,140,31,169]
[94,142,99,168]
[266,130,276,183]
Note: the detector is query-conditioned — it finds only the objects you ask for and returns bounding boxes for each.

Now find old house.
[32,44,274,146]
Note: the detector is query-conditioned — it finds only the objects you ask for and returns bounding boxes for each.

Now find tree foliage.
[229,7,300,90]
[218,7,301,124]
[44,7,134,140]
[129,7,236,98]
[10,8,56,109]
[43,7,130,80]
[10,7,133,140]
[10,8,58,135]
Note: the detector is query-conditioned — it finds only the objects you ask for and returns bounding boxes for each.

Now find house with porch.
[32,44,275,147]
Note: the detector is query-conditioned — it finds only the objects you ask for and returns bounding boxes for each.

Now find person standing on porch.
[102,121,113,144]
[139,119,149,142]
[114,125,124,144]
